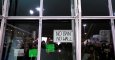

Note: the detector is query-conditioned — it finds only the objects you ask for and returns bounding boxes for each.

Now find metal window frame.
[0,0,9,60]
[108,0,115,54]
[0,0,114,60]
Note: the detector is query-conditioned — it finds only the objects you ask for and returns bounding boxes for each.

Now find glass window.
[112,0,115,16]
[81,19,115,60]
[2,20,39,60]
[43,0,72,16]
[0,19,1,27]
[81,0,109,16]
[114,20,115,25]
[41,20,75,60]
[9,0,40,16]
[0,0,2,15]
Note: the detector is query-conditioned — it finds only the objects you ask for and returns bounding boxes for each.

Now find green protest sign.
[29,49,37,57]
[46,44,55,53]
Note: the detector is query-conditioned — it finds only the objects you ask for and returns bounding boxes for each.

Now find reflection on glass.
[43,0,71,16]
[2,20,39,60]
[0,19,1,29]
[112,0,115,16]
[82,20,115,60]
[81,0,109,16]
[41,20,73,60]
[114,20,115,27]
[9,0,40,16]
[0,19,1,26]
[0,0,2,15]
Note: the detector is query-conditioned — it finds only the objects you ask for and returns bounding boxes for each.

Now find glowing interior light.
[29,10,34,15]
[18,32,20,34]
[11,30,13,31]
[57,42,61,45]
[36,7,40,11]
[83,24,87,27]
[84,33,87,35]
[58,49,61,53]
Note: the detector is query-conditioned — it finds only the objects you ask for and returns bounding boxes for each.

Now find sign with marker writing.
[53,30,73,42]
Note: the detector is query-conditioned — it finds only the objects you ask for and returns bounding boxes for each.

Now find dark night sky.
[0,0,114,16]
[112,0,115,12]
[81,0,109,16]
[8,0,114,16]
[0,0,2,15]
[9,0,71,16]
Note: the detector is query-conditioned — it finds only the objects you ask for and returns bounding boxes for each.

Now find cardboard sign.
[53,30,73,42]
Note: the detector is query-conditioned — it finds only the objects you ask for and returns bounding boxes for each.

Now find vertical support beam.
[0,0,9,60]
[0,18,6,60]
[77,15,82,60]
[72,20,76,60]
[37,0,43,60]
[108,0,115,54]
[74,0,82,60]
[37,19,42,60]
[71,0,76,60]
[75,18,79,60]
[78,0,82,60]
[39,0,43,17]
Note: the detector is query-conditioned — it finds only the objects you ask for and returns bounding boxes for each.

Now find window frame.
[0,0,114,60]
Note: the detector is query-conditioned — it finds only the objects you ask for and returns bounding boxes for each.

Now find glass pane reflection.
[82,20,115,60]
[43,0,71,16]
[81,0,109,16]
[41,20,74,60]
[2,20,39,60]
[9,0,40,16]
[114,20,115,25]
[114,20,115,26]
[112,0,115,16]
[0,19,1,28]
[0,0,2,15]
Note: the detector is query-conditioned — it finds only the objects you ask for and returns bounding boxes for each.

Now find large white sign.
[53,30,73,42]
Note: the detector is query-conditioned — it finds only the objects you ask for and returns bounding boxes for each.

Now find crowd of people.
[82,41,115,60]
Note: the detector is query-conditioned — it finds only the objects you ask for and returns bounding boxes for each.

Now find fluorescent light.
[83,24,87,27]
[36,7,40,11]
[58,49,61,53]
[84,33,87,35]
[57,42,61,45]
[29,10,34,15]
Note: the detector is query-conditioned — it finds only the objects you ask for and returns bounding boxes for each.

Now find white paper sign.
[53,30,73,42]
[14,49,24,56]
